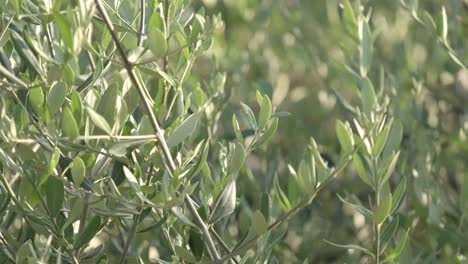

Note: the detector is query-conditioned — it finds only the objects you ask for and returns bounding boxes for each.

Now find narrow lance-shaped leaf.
[374,120,393,158]
[353,153,375,190]
[380,216,399,254]
[29,87,45,117]
[324,240,375,257]
[252,210,268,235]
[382,229,410,263]
[255,117,279,147]
[45,176,64,216]
[167,113,198,147]
[86,107,113,136]
[209,180,236,224]
[274,176,291,211]
[229,142,245,176]
[71,157,86,187]
[62,105,79,140]
[379,152,400,188]
[337,194,373,220]
[74,216,102,249]
[240,103,258,131]
[336,120,354,154]
[360,77,377,118]
[123,166,147,204]
[47,81,68,115]
[391,178,406,214]
[232,114,244,142]
[174,245,197,263]
[374,193,392,225]
[258,95,272,130]
[359,19,373,76]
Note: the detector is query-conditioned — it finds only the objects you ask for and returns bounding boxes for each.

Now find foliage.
[0,0,467,263]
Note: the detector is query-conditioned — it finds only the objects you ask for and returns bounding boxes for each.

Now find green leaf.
[174,246,197,263]
[0,62,27,88]
[232,114,244,142]
[297,154,316,192]
[359,19,373,76]
[336,120,354,154]
[391,178,406,214]
[258,95,272,130]
[382,229,410,263]
[379,152,400,188]
[86,107,113,136]
[252,210,268,235]
[16,240,34,264]
[287,174,301,206]
[229,142,245,175]
[240,103,258,131]
[260,193,271,221]
[44,147,60,184]
[148,28,167,58]
[47,81,68,115]
[11,31,43,78]
[374,193,392,224]
[324,240,375,257]
[440,7,447,42]
[274,176,291,211]
[167,113,198,147]
[74,216,102,249]
[209,180,236,224]
[62,106,80,140]
[29,87,45,117]
[97,85,118,130]
[123,166,146,204]
[353,153,374,190]
[256,117,279,147]
[70,90,83,126]
[337,194,373,220]
[189,229,204,261]
[45,176,64,216]
[382,120,403,159]
[360,77,377,117]
[340,0,358,39]
[52,10,73,51]
[380,216,399,254]
[71,157,86,187]
[108,138,153,157]
[374,120,393,158]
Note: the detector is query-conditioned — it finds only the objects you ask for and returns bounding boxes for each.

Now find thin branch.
[137,0,146,47]
[119,213,141,264]
[93,0,222,261]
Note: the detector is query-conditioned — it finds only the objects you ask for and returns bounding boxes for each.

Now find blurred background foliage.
[195,0,468,262]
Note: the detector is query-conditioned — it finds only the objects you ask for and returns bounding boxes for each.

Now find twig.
[93,0,222,261]
[137,0,146,47]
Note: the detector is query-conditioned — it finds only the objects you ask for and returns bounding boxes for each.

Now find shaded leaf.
[74,216,102,249]
[45,176,64,216]
[209,180,236,224]
[167,113,198,147]
[382,229,410,263]
[374,193,392,224]
[47,81,68,116]
[71,157,86,187]
[87,107,113,135]
[62,106,79,140]
[252,210,268,235]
